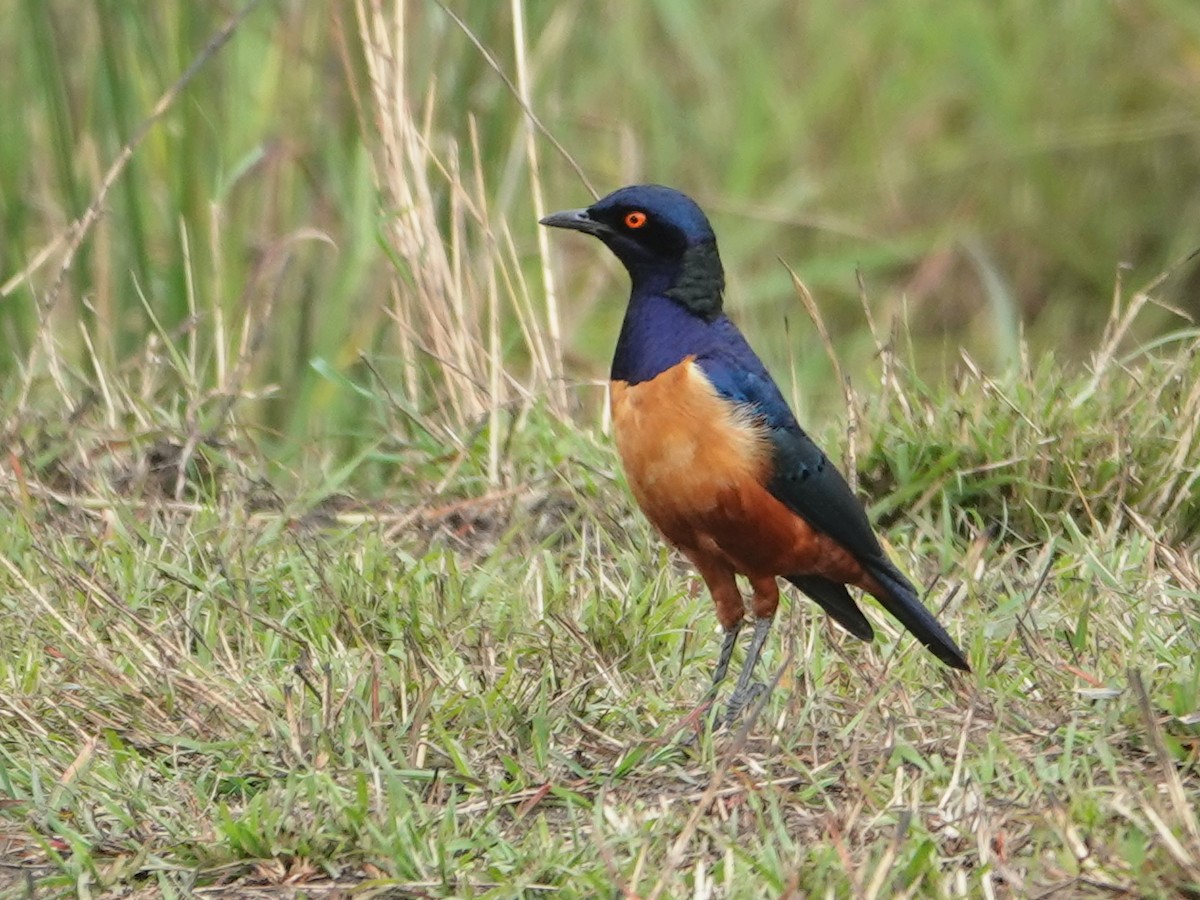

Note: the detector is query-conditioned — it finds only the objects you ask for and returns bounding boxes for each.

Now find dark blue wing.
[694,319,885,565]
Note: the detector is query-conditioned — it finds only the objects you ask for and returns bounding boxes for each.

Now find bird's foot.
[723,681,768,727]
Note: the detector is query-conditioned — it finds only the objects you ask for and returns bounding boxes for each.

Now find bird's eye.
[624,211,648,229]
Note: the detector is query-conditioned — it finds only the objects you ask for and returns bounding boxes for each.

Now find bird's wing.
[694,328,886,567]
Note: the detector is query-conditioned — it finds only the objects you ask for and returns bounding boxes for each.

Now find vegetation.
[1,1,1198,896]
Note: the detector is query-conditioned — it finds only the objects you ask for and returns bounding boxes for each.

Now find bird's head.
[541,184,725,319]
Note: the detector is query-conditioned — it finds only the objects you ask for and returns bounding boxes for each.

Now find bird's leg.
[687,555,745,701]
[679,620,745,739]
[722,575,782,724]
[710,619,742,690]
[723,616,774,725]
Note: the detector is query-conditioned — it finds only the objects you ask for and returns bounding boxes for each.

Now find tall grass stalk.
[352,0,570,451]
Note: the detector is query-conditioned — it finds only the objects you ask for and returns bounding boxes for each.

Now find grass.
[2,313,1199,897]
[2,1,1200,897]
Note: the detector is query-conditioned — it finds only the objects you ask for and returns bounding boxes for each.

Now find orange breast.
[610,359,868,586]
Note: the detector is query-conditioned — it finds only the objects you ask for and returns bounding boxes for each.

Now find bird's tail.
[784,574,874,641]
[865,562,970,671]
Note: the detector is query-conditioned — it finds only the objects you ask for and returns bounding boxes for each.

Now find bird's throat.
[610,242,726,385]
[611,290,716,384]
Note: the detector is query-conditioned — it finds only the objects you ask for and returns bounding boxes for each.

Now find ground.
[2,337,1199,897]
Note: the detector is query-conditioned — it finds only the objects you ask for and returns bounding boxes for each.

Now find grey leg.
[724,616,774,724]
[710,620,742,688]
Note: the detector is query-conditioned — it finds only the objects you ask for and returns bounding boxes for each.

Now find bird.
[540,184,969,724]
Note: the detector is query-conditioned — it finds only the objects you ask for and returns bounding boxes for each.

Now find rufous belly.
[610,359,865,585]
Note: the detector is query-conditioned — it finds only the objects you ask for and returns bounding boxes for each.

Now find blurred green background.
[2,0,1198,471]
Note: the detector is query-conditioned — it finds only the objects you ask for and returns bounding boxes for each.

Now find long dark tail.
[786,567,970,671]
[865,562,970,671]
[784,575,874,641]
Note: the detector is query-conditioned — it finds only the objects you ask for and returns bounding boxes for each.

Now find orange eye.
[624,211,648,229]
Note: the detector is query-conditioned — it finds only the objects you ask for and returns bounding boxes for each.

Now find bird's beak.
[539,207,608,237]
